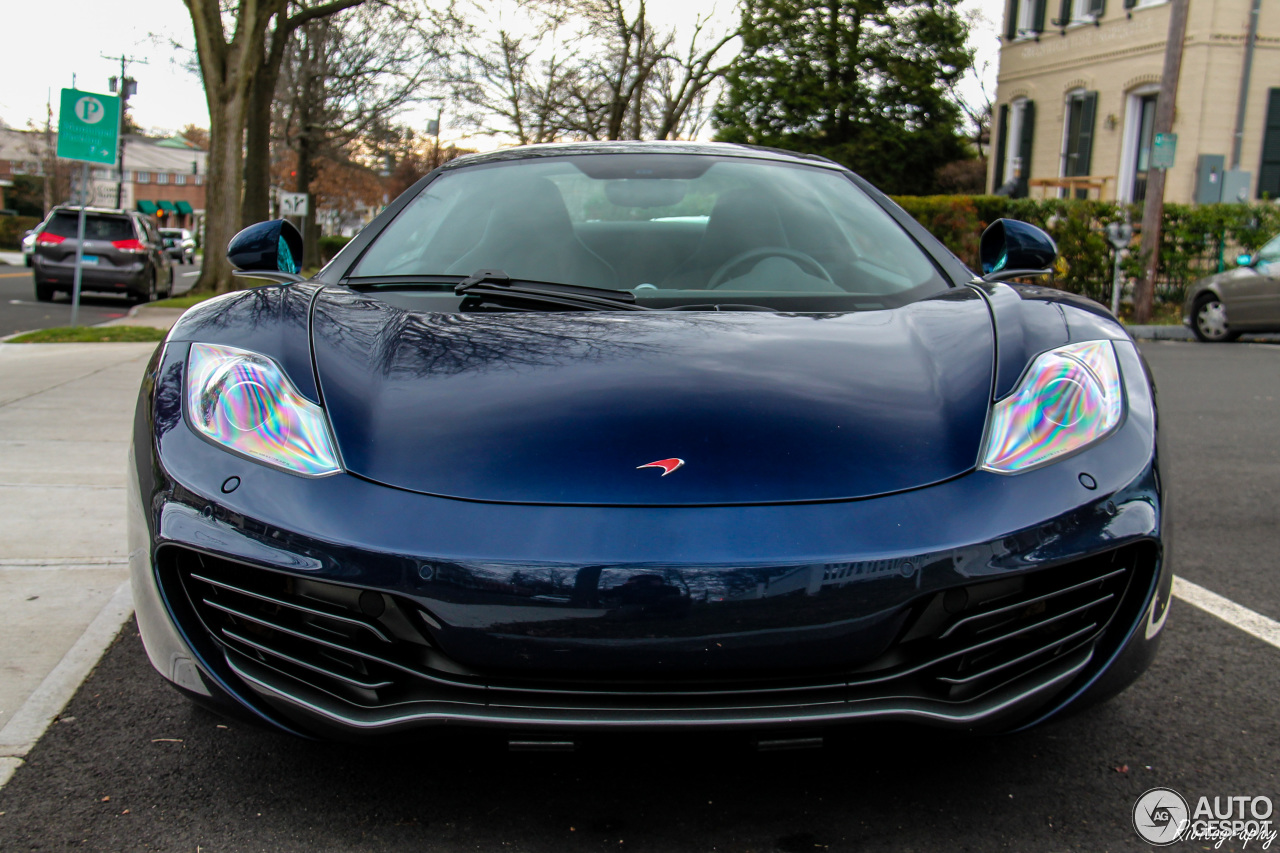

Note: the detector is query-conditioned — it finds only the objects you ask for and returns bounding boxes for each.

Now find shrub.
[0,215,41,250]
[891,195,1280,312]
[319,234,352,264]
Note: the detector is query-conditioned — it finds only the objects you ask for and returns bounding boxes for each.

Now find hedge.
[890,195,1280,309]
[319,234,352,264]
[0,215,41,250]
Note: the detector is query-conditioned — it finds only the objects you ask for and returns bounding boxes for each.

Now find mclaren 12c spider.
[128,142,1171,739]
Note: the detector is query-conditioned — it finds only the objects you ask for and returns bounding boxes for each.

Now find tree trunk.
[241,68,282,226]
[199,89,250,294]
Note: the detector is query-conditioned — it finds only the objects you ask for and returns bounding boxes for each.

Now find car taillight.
[35,233,65,245]
[112,239,146,252]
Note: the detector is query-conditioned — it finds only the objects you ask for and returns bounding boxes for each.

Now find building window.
[1061,89,1099,196]
[136,171,149,184]
[194,175,204,186]
[1057,0,1104,25]
[156,172,169,185]
[174,173,186,185]
[1007,0,1047,39]
[993,98,1036,197]
[1115,85,1161,203]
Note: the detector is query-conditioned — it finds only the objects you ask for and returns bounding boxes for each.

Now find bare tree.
[184,0,362,294]
[270,2,440,266]
[451,0,738,143]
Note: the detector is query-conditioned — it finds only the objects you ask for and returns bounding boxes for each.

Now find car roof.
[440,140,846,172]
[51,205,136,216]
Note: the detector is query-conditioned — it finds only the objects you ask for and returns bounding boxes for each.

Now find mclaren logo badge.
[637,458,685,476]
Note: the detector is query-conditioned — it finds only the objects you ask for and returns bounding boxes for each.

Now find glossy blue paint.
[311,287,995,505]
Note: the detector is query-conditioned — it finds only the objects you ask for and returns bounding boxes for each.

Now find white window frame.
[156,172,169,185]
[1059,88,1087,183]
[1004,98,1030,186]
[136,171,149,184]
[174,173,186,186]
[1116,83,1162,203]
[1014,0,1038,38]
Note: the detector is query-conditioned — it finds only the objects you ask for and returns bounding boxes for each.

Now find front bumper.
[129,340,1171,737]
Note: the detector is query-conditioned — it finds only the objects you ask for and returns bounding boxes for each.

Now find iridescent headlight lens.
[980,340,1123,474]
[186,343,341,476]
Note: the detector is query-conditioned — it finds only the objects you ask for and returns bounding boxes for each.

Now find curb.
[1123,325,1194,341]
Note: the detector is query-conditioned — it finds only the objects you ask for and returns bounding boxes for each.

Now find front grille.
[163,544,1151,722]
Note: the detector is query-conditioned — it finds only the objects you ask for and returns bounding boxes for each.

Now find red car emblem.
[637,458,685,476]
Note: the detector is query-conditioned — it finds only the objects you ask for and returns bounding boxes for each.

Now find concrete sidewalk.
[0,342,156,787]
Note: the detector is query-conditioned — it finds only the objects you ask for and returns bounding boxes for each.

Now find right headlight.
[186,342,342,477]
[980,340,1123,474]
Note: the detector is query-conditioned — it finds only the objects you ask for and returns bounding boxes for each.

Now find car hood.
[311,288,995,505]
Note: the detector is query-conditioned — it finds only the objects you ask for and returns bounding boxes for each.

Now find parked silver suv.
[32,207,173,303]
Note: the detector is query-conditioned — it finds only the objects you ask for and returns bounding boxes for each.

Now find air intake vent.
[164,543,1149,722]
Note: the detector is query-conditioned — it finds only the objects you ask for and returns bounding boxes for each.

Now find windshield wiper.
[455,269,652,312]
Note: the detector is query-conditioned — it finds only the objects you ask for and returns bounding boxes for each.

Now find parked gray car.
[160,228,196,264]
[1184,233,1280,342]
[31,207,173,303]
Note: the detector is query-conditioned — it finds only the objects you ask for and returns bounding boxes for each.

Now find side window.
[1255,235,1280,266]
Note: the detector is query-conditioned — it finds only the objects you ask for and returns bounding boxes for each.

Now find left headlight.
[980,340,1123,474]
[186,342,341,476]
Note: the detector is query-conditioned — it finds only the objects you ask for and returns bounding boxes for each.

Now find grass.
[9,326,168,343]
[149,292,217,309]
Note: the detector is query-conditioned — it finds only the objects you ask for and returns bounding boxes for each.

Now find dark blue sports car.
[128,142,1170,740]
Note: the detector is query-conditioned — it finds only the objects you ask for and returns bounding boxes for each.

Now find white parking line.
[1174,576,1280,652]
[181,270,201,277]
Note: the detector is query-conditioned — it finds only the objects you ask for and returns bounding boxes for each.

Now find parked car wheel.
[134,272,156,305]
[34,283,55,302]
[1192,293,1239,343]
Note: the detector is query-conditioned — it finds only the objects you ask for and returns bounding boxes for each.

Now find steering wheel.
[706,247,835,290]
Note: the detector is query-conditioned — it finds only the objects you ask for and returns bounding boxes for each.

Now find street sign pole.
[55,88,119,326]
[71,162,89,328]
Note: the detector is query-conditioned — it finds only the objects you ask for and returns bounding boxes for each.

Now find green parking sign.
[56,88,119,164]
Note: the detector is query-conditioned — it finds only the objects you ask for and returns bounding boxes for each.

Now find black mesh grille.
[164,543,1150,717]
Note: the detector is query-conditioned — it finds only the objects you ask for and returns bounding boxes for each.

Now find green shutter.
[1033,0,1048,32]
[1006,0,1019,38]
[993,104,1010,191]
[1090,0,1106,16]
[1018,100,1036,197]
[1055,0,1071,26]
[1259,89,1280,199]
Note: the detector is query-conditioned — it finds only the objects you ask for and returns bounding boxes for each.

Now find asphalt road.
[0,262,199,338]
[0,341,1277,853]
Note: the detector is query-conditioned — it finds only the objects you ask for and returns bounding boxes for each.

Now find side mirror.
[227,219,304,283]
[979,219,1059,282]
[1236,253,1253,267]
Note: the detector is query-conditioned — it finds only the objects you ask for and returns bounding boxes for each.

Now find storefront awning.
[136,200,158,214]
[174,200,194,215]
[157,200,178,213]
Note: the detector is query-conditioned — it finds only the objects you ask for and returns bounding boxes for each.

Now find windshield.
[47,212,135,242]
[350,155,946,302]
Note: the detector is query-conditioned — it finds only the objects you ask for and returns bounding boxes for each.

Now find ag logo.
[74,96,106,124]
[1133,787,1189,846]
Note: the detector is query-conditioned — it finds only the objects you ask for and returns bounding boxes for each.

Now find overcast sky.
[0,0,1006,145]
